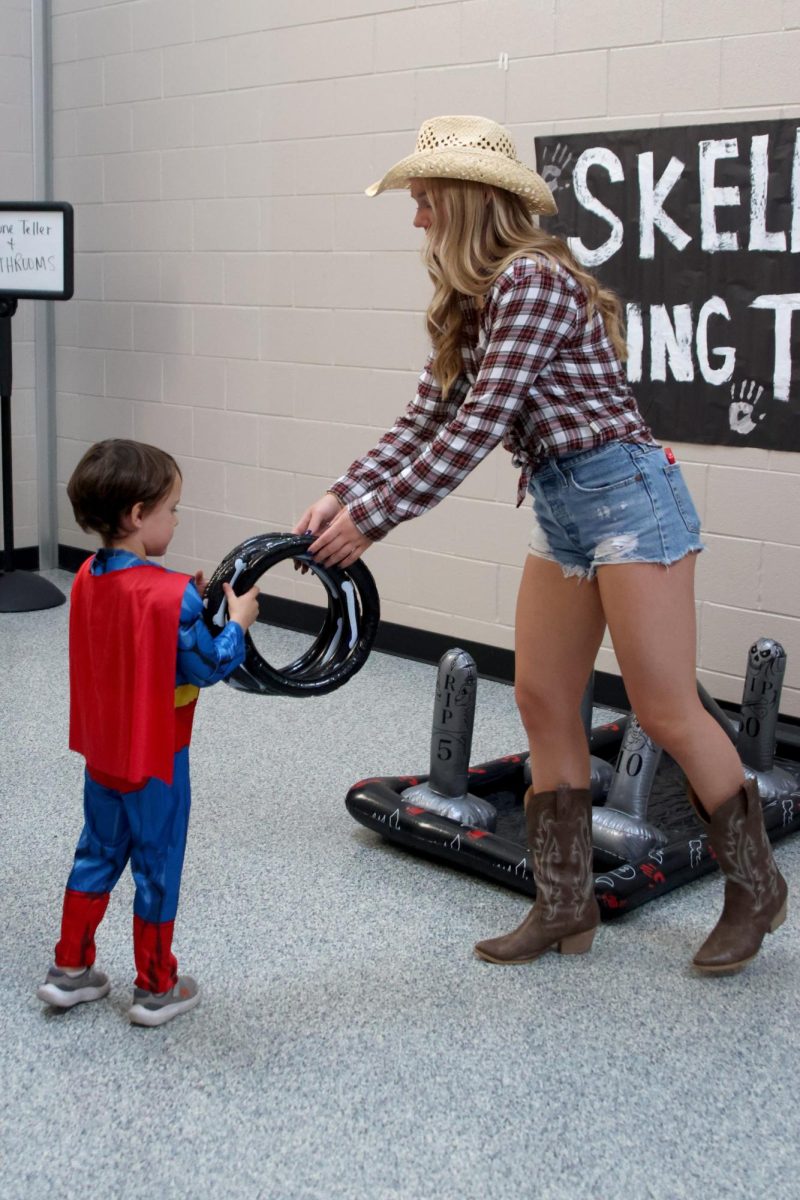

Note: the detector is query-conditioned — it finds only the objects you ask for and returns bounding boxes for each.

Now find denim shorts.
[527,441,704,580]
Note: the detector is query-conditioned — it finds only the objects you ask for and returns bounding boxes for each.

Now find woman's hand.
[308,507,372,568]
[292,492,344,537]
[292,492,350,573]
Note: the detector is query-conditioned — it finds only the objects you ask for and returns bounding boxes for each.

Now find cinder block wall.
[50,0,800,716]
[1,0,37,551]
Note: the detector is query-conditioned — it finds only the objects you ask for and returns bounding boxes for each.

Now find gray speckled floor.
[2,569,799,1200]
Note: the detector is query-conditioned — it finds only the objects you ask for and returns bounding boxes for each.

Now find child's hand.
[194,570,208,597]
[223,582,260,632]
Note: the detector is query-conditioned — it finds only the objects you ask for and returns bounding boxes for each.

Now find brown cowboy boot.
[474,784,600,964]
[689,777,788,975]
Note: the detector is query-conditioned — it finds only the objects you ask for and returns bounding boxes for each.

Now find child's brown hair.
[67,439,181,545]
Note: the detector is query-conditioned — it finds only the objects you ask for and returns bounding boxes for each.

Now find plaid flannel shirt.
[330,256,655,541]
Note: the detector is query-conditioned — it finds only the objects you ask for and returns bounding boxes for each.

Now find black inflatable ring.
[204,533,380,697]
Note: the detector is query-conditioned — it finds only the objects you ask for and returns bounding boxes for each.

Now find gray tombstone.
[401,648,497,830]
[697,681,739,743]
[736,638,796,801]
[592,714,667,863]
[737,638,787,772]
[524,754,614,801]
[522,673,614,801]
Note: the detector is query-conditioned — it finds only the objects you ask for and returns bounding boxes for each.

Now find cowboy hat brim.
[365,146,557,216]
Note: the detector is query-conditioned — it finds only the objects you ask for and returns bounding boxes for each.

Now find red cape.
[69,557,191,786]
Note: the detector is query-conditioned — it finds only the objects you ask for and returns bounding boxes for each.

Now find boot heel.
[557,928,596,955]
[769,901,787,933]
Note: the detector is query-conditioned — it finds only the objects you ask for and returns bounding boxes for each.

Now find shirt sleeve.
[346,261,583,541]
[176,581,246,687]
[329,351,469,507]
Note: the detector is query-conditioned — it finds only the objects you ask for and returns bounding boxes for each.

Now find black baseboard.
[59,544,92,572]
[56,543,799,736]
[3,545,40,570]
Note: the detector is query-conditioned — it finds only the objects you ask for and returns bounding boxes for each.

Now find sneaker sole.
[129,992,201,1027]
[37,981,111,1008]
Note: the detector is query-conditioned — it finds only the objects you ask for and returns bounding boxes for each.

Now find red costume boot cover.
[133,914,178,993]
[55,888,111,968]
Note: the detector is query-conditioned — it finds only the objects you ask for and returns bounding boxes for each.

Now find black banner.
[534,121,800,451]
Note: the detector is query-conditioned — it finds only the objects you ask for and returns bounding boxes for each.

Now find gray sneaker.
[129,975,200,1027]
[37,965,111,1008]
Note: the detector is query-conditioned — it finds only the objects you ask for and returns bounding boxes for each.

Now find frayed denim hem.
[527,543,704,583]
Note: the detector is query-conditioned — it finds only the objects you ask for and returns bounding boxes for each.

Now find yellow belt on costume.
[174,684,200,708]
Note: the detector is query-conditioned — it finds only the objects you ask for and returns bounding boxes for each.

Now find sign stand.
[0,202,73,612]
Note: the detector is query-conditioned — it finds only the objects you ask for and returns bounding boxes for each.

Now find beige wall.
[1,0,37,551]
[50,0,800,715]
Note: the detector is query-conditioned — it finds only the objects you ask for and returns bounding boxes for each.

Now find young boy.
[36,439,260,1027]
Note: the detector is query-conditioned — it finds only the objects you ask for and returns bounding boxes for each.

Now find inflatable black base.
[345,727,800,917]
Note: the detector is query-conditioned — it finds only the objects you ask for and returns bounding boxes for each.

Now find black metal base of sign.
[0,568,65,612]
[0,292,65,612]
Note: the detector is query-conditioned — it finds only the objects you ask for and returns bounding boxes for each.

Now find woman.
[294,115,786,975]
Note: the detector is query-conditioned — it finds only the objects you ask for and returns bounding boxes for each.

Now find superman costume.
[54,549,245,993]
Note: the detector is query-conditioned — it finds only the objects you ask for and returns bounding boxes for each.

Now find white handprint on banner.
[728,379,766,436]
[539,143,574,196]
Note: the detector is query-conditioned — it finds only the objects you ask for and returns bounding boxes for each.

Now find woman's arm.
[294,352,467,539]
[342,261,582,542]
[329,351,469,507]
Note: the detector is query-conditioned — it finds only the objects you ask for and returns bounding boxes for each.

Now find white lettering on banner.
[626,303,643,382]
[567,147,624,268]
[639,152,691,259]
[793,132,800,251]
[749,293,800,400]
[699,138,740,252]
[696,298,735,385]
[750,135,787,252]
[650,303,694,382]
[625,297,754,387]
[569,127,800,262]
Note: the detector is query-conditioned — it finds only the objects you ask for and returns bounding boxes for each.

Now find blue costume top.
[90,548,244,688]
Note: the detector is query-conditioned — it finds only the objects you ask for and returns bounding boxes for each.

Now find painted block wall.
[49,0,800,716]
[0,0,37,551]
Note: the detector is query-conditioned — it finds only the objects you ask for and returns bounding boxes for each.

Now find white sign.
[0,205,72,298]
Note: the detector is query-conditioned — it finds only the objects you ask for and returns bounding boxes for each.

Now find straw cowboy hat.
[365,115,557,216]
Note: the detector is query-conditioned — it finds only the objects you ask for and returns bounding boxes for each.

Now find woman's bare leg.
[474,554,605,964]
[597,554,744,811]
[515,555,606,792]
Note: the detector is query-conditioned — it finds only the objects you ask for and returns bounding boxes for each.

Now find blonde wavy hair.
[419,178,627,397]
